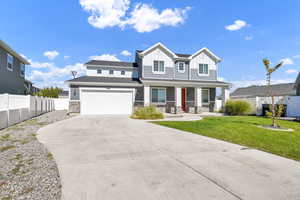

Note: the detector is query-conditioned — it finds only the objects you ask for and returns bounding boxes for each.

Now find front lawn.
[154,116,300,161]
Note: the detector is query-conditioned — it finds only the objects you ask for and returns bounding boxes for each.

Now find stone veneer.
[69,101,80,113]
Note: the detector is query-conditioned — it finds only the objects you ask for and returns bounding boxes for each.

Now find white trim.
[86,64,135,69]
[198,63,209,76]
[152,60,165,74]
[202,89,210,105]
[20,63,25,77]
[189,47,221,62]
[150,87,167,105]
[177,62,185,73]
[140,42,178,59]
[7,53,13,71]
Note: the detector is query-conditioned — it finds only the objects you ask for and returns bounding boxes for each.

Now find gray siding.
[0,46,25,94]
[174,61,189,80]
[190,69,217,81]
[143,66,174,79]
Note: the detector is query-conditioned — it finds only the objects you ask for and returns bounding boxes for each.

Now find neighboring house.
[24,79,40,95]
[0,40,30,94]
[66,43,230,115]
[231,83,296,99]
[294,72,300,96]
[58,91,69,99]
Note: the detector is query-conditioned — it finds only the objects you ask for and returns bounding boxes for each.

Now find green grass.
[154,116,300,161]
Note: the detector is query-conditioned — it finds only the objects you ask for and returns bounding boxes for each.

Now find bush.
[131,106,164,120]
[225,100,251,116]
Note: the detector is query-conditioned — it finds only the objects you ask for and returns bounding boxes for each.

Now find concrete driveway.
[37,115,300,200]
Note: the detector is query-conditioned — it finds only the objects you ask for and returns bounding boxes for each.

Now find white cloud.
[280,58,293,65]
[285,69,298,74]
[64,55,70,59]
[79,0,191,32]
[225,20,248,31]
[27,62,85,89]
[120,50,131,56]
[30,61,53,69]
[44,50,59,60]
[126,4,191,33]
[244,36,253,40]
[89,54,120,61]
[293,55,300,59]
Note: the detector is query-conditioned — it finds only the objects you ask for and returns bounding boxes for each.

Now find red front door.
[181,88,187,112]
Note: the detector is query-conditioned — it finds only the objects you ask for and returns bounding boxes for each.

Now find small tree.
[263,58,284,127]
[34,87,63,98]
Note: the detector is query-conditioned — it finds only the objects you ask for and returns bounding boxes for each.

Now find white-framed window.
[151,88,166,103]
[109,70,114,75]
[97,69,102,74]
[7,54,13,71]
[202,89,210,104]
[178,62,185,73]
[20,63,25,77]
[121,70,125,75]
[199,64,209,75]
[153,60,165,73]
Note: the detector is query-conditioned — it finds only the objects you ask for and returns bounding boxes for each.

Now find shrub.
[131,106,164,120]
[225,100,251,116]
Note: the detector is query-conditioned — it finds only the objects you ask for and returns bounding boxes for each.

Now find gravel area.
[0,111,73,200]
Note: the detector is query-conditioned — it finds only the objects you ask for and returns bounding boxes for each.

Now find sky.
[1,0,300,91]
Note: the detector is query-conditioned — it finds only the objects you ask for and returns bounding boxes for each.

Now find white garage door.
[81,89,133,115]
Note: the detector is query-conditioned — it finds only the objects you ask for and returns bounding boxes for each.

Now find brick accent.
[69,101,80,113]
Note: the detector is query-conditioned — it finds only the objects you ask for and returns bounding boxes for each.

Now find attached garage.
[80,88,135,115]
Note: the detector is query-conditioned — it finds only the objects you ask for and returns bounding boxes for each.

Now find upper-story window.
[109,70,114,75]
[97,69,102,74]
[153,60,165,73]
[20,63,25,77]
[199,64,209,75]
[121,71,125,75]
[178,62,185,73]
[7,54,13,71]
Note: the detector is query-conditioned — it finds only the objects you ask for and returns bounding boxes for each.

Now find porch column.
[175,87,183,113]
[144,85,150,106]
[195,87,202,114]
[222,87,230,107]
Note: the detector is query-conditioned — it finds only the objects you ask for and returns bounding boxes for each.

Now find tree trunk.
[271,96,276,127]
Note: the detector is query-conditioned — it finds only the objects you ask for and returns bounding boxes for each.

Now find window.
[97,69,102,74]
[121,71,125,75]
[151,88,166,103]
[20,63,25,77]
[199,64,209,75]
[178,62,185,72]
[153,60,165,73]
[7,54,13,71]
[202,89,210,104]
[109,70,114,75]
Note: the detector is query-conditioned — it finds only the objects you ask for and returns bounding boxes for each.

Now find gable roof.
[137,43,221,62]
[66,76,142,85]
[85,60,137,67]
[138,42,178,58]
[231,83,296,98]
[188,47,221,62]
[0,40,30,65]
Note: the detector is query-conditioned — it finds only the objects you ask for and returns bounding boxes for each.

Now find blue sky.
[1,0,300,90]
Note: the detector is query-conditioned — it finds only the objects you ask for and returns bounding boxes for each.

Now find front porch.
[142,84,229,114]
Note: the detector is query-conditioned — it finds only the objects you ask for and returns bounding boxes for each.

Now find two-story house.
[0,40,30,94]
[66,43,230,115]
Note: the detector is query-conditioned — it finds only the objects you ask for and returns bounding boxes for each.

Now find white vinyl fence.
[0,94,56,129]
[232,96,300,117]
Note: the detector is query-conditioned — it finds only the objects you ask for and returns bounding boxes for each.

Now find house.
[65,43,230,115]
[0,40,30,94]
[294,72,300,96]
[231,83,296,99]
[58,91,69,99]
[24,79,40,95]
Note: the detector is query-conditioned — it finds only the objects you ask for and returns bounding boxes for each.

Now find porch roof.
[141,79,230,88]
